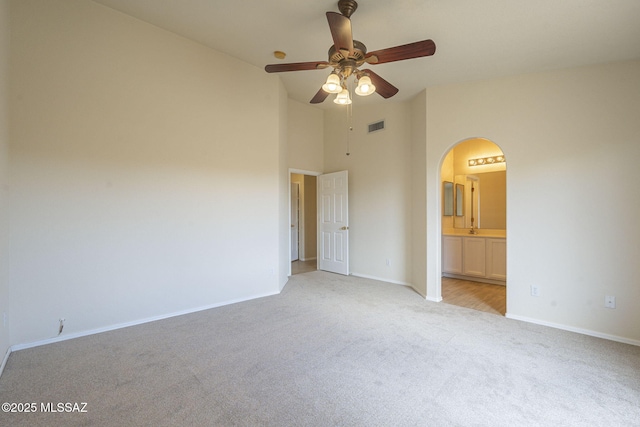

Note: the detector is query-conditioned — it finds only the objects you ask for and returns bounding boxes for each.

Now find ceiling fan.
[264,0,436,105]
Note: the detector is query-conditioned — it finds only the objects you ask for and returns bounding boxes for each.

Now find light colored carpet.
[1,271,639,426]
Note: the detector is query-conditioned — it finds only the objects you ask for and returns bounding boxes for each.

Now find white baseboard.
[0,346,10,378]
[426,296,443,302]
[350,272,412,287]
[506,313,640,347]
[10,290,280,353]
[299,257,317,262]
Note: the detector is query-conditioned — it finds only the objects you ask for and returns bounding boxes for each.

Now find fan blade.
[362,69,399,99]
[365,39,436,65]
[310,88,330,104]
[326,12,354,56]
[265,62,330,73]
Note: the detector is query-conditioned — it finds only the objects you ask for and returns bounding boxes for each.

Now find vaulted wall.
[7,0,287,347]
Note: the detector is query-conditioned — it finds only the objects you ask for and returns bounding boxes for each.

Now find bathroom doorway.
[290,172,318,276]
[440,138,507,315]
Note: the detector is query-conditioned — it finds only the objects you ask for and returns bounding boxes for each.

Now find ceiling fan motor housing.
[328,40,367,68]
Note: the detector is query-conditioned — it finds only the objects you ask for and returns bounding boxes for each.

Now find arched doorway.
[439,138,507,315]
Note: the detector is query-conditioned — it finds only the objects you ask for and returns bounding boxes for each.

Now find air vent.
[368,120,385,133]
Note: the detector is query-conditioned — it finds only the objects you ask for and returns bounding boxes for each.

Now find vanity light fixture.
[468,155,505,167]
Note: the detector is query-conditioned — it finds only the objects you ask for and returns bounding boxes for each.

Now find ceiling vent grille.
[368,120,385,133]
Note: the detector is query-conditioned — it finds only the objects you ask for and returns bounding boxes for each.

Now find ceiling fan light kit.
[264,0,436,105]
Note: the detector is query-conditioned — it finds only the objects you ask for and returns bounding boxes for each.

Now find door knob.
[340,226,349,230]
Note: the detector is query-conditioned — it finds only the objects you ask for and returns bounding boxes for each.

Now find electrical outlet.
[531,285,540,297]
[605,295,616,309]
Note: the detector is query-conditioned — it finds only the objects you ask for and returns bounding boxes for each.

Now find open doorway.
[440,138,507,315]
[290,172,318,276]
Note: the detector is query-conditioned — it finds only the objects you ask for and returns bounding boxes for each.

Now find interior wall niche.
[441,138,506,231]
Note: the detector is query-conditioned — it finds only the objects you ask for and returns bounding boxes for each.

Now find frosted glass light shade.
[334,88,352,105]
[322,73,342,94]
[355,75,376,96]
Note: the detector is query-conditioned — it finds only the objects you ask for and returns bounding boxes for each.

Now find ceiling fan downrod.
[338,0,358,18]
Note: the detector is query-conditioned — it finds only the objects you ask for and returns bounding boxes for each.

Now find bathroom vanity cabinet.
[442,235,506,284]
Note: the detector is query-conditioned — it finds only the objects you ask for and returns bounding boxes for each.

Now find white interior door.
[291,182,299,261]
[318,171,349,275]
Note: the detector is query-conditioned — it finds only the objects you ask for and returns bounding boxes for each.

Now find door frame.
[291,181,300,262]
[436,138,508,311]
[288,169,322,277]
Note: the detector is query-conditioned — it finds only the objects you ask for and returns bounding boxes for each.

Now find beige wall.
[425,60,640,342]
[288,99,324,173]
[325,102,413,285]
[8,0,285,346]
[0,0,10,363]
[277,78,289,291]
[287,99,322,267]
[410,92,427,297]
[478,171,506,229]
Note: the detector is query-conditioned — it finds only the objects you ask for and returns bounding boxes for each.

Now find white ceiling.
[92,0,640,108]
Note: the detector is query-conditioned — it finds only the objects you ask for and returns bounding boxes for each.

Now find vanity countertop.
[442,230,506,238]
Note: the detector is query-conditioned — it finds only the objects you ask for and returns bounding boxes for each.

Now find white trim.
[10,290,280,353]
[289,168,322,177]
[426,296,443,302]
[299,257,317,262]
[506,313,640,347]
[350,272,412,287]
[0,346,11,378]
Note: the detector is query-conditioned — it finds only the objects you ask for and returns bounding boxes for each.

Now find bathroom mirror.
[454,172,506,229]
[443,181,454,216]
[455,184,464,216]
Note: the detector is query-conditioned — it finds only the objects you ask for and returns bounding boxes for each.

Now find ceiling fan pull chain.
[346,99,353,156]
